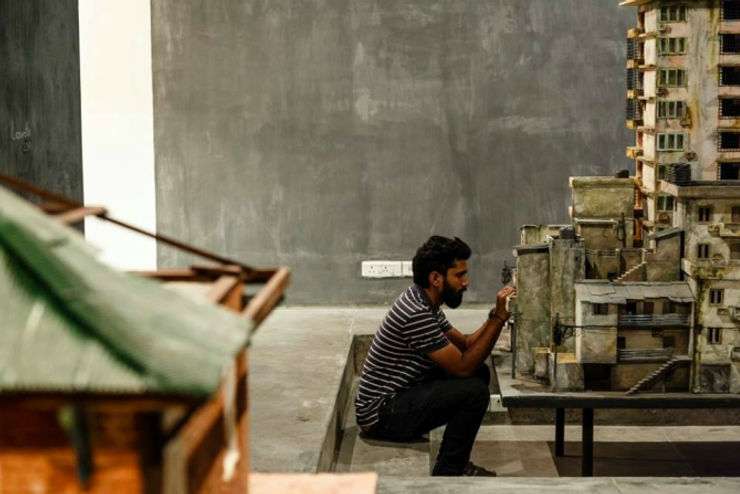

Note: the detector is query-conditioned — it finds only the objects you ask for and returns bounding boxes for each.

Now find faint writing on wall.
[11,123,31,141]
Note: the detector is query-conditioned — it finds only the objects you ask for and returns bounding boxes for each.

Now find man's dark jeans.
[365,365,490,476]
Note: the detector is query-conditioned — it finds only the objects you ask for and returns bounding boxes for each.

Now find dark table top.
[493,352,740,409]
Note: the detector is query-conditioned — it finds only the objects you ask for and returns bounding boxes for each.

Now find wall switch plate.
[401,260,413,277]
[362,260,403,278]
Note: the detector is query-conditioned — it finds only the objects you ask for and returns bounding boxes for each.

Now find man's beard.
[441,280,465,308]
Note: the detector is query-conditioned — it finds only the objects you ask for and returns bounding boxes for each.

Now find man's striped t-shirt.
[355,284,452,430]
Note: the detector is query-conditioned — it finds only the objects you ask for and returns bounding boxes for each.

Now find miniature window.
[720,66,740,86]
[719,132,740,150]
[657,195,675,211]
[707,327,722,345]
[658,100,685,118]
[721,33,740,53]
[720,98,740,117]
[658,37,687,55]
[657,165,667,180]
[617,336,626,350]
[698,206,712,222]
[643,301,655,314]
[663,336,676,349]
[698,243,710,259]
[710,289,725,305]
[720,163,740,180]
[658,69,686,87]
[732,243,740,260]
[592,303,609,315]
[723,0,740,21]
[663,301,675,314]
[660,5,687,22]
[733,206,740,222]
[657,133,685,151]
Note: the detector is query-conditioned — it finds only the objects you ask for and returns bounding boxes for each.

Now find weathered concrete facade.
[511,1,740,395]
[514,244,551,374]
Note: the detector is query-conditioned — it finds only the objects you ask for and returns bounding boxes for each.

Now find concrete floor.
[249,307,740,492]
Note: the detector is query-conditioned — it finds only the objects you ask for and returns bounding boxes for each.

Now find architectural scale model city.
[512,0,740,395]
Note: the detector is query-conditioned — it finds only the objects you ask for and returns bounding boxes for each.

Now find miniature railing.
[585,249,619,256]
[626,38,643,61]
[618,313,690,327]
[708,222,740,238]
[618,347,675,363]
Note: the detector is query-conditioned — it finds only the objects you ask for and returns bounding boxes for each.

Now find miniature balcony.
[707,222,740,238]
[626,146,643,159]
[618,313,690,327]
[731,306,740,323]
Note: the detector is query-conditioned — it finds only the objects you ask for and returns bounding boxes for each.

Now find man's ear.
[428,271,444,289]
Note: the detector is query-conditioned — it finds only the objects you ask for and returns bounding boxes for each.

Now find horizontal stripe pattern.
[355,284,451,429]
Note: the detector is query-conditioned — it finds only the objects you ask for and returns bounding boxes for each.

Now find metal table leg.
[555,408,565,457]
[582,408,594,476]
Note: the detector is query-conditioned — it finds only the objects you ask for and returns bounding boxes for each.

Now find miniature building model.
[513,0,740,395]
[0,176,289,493]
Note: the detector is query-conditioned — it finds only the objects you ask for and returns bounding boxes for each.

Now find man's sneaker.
[462,461,497,477]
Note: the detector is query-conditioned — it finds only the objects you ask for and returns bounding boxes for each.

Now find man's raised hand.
[492,286,516,322]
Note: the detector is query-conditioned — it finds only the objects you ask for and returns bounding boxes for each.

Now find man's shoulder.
[391,285,431,318]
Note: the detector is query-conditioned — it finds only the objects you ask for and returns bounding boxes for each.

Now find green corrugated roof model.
[0,186,250,397]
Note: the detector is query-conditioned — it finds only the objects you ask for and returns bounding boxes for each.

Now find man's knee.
[460,377,490,411]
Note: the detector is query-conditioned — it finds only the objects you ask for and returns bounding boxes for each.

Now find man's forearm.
[458,316,506,375]
[465,321,489,349]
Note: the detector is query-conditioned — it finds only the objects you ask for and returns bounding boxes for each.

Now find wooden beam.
[0,172,259,275]
[242,267,290,327]
[191,264,242,277]
[130,268,203,281]
[56,206,107,225]
[207,275,242,308]
[39,200,76,214]
[163,351,248,494]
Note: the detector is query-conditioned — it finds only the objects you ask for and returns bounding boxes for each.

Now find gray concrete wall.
[0,0,83,202]
[152,0,633,304]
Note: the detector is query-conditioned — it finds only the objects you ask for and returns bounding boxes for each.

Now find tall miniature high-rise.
[510,1,740,395]
[623,0,740,391]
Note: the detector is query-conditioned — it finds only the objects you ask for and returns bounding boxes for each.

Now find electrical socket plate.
[361,260,403,278]
[401,260,413,277]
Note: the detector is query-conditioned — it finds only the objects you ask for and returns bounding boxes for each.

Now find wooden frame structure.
[0,173,289,493]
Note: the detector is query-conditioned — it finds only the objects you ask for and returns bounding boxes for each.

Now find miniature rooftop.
[0,186,251,397]
[574,281,694,304]
[660,180,740,198]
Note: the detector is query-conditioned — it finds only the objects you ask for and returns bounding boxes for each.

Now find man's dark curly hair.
[412,236,471,288]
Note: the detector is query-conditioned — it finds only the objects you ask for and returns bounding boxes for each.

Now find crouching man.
[355,235,515,476]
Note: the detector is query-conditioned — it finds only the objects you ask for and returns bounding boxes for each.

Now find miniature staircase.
[616,260,647,282]
[624,355,691,395]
